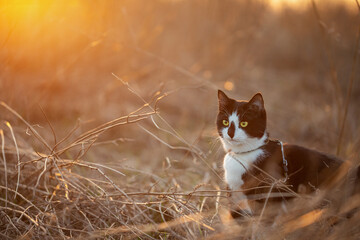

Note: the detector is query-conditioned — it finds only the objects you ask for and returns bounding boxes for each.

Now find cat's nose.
[228,122,235,139]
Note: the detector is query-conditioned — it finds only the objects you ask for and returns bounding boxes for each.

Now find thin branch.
[112,73,223,181]
[39,104,57,148]
[0,129,8,208]
[5,122,21,199]
[0,102,53,152]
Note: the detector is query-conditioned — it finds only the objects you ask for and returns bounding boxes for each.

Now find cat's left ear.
[218,90,230,106]
[248,93,264,110]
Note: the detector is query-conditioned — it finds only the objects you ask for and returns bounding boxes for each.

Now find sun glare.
[3,0,57,21]
[6,0,83,19]
[269,0,356,11]
[270,0,303,8]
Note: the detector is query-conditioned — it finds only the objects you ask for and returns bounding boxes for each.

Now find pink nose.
[228,122,235,138]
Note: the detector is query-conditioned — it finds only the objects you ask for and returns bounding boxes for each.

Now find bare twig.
[54,112,154,156]
[33,157,49,197]
[112,73,223,181]
[5,122,21,199]
[39,104,57,148]
[1,103,53,153]
[0,129,8,208]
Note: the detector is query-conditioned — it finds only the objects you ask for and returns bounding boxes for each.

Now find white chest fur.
[223,149,264,190]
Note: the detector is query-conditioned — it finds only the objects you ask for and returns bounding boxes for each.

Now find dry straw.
[0,76,359,239]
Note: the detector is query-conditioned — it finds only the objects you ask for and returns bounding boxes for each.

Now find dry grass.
[1,0,360,239]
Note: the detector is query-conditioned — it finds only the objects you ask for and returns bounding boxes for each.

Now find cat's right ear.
[248,93,264,110]
[218,90,230,104]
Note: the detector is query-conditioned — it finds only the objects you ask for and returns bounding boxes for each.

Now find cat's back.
[284,144,342,169]
[283,143,343,191]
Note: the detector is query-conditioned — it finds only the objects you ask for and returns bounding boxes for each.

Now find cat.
[216,90,358,218]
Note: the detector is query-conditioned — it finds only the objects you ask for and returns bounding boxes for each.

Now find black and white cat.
[217,90,358,218]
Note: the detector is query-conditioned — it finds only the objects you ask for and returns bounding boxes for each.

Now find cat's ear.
[248,93,264,110]
[218,90,230,106]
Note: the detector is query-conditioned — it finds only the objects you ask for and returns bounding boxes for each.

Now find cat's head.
[217,90,268,153]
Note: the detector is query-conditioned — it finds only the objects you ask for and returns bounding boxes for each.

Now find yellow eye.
[240,121,248,127]
[222,120,229,126]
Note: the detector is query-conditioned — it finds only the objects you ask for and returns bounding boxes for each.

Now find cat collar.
[230,139,289,182]
[230,137,270,155]
[277,140,289,182]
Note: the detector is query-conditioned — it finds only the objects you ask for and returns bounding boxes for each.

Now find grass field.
[0,0,360,239]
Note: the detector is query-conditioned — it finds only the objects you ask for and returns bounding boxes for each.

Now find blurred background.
[0,0,359,237]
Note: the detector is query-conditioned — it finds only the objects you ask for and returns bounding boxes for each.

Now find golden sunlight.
[269,0,356,11]
[224,80,234,91]
[2,0,66,21]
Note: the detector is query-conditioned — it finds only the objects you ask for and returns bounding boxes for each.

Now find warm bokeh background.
[0,0,359,239]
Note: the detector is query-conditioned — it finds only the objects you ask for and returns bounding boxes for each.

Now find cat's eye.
[240,121,248,128]
[222,120,229,126]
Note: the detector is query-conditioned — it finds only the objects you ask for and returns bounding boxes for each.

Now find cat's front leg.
[224,154,252,218]
[226,185,252,218]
